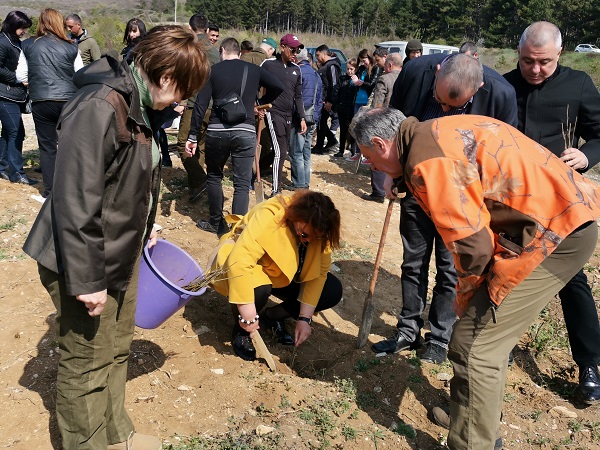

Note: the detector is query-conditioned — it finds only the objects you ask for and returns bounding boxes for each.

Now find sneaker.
[420,342,448,364]
[0,171,9,181]
[345,154,360,162]
[12,174,38,185]
[361,193,385,203]
[232,333,256,361]
[196,219,218,234]
[371,330,422,354]
[31,194,46,204]
[107,432,162,450]
[360,156,371,165]
[430,406,503,449]
[189,184,207,203]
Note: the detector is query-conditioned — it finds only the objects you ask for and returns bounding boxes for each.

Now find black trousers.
[560,269,600,367]
[232,273,343,334]
[31,100,66,197]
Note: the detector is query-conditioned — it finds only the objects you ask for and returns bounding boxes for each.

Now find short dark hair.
[189,13,209,33]
[373,46,388,58]
[208,23,219,32]
[123,18,147,45]
[65,13,82,24]
[1,10,32,37]
[315,44,329,55]
[220,37,240,55]
[132,25,210,100]
[241,40,253,52]
[459,41,478,55]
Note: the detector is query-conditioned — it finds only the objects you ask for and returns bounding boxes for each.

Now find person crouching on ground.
[209,191,343,360]
[22,26,210,450]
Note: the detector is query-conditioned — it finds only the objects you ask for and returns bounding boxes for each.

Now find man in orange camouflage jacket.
[350,107,600,450]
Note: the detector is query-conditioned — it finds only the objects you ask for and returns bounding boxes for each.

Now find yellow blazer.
[210,196,331,307]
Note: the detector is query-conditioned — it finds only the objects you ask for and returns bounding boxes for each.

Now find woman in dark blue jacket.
[0,10,35,184]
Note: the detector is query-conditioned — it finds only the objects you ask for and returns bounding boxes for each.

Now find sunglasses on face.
[285,45,300,54]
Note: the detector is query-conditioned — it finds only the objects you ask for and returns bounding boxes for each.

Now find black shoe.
[361,193,385,203]
[324,138,338,149]
[0,171,9,181]
[574,365,600,405]
[12,174,38,185]
[263,317,294,346]
[420,342,448,364]
[189,184,207,203]
[311,146,326,155]
[162,158,173,167]
[232,333,256,361]
[33,166,42,173]
[332,151,345,157]
[197,219,218,234]
[508,349,515,367]
[371,330,421,354]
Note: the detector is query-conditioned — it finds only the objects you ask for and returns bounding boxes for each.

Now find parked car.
[375,41,459,56]
[305,47,347,73]
[574,44,600,53]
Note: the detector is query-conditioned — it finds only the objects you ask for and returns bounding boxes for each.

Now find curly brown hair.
[280,191,341,251]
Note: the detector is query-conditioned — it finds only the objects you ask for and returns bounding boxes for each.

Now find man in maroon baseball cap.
[280,33,304,50]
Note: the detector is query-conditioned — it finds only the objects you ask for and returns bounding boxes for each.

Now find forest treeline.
[163,0,600,50]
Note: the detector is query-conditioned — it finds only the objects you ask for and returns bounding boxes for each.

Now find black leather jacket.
[0,31,27,102]
[21,34,79,101]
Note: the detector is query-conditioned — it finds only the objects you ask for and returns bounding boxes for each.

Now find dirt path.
[1,116,599,449]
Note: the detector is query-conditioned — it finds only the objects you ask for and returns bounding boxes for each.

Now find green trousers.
[177,107,208,191]
[39,260,141,449]
[447,222,597,449]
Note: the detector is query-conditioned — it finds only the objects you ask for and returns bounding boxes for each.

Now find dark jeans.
[32,100,66,197]
[0,99,26,179]
[370,169,386,197]
[316,109,338,147]
[560,269,600,367]
[337,108,354,153]
[205,129,255,231]
[397,193,458,347]
[233,273,343,334]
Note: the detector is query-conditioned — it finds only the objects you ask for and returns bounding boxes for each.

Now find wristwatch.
[298,316,312,325]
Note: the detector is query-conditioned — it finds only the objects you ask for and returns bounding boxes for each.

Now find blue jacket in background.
[299,60,323,124]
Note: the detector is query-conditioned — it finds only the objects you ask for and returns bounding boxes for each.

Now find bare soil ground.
[1,116,599,449]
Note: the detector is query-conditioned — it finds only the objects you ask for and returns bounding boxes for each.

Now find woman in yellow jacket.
[210,190,342,361]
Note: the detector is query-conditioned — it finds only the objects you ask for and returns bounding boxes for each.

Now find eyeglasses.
[433,78,470,110]
[285,45,300,54]
[296,223,322,242]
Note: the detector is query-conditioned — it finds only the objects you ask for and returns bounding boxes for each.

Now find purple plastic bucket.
[135,239,206,329]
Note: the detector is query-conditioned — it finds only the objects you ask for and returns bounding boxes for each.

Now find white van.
[376,41,459,56]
